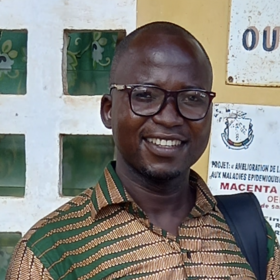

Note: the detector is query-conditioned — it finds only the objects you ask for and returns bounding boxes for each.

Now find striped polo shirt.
[6,162,280,280]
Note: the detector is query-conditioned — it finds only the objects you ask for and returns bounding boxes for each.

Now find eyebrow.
[135,83,206,91]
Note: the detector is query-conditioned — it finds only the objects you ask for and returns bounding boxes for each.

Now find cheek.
[187,122,211,167]
[190,115,212,150]
[111,103,144,149]
[110,97,130,134]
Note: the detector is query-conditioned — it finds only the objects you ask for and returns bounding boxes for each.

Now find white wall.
[0,0,136,235]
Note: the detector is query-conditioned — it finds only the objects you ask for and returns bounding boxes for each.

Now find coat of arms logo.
[221,112,254,150]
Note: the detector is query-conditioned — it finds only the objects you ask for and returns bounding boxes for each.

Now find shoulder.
[266,221,280,277]
[25,188,95,248]
[7,178,130,279]
[4,190,95,280]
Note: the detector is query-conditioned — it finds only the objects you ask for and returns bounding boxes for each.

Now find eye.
[132,87,157,102]
[180,91,207,105]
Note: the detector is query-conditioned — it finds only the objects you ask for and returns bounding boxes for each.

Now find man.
[6,22,280,279]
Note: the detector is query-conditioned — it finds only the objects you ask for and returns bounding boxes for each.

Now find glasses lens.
[130,86,164,116]
[178,90,210,120]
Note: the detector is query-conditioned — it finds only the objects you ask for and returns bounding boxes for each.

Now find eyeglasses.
[110,84,216,121]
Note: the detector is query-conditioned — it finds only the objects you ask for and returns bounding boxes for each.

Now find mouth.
[146,138,182,147]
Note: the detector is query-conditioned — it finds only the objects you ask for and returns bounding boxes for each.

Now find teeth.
[147,138,181,147]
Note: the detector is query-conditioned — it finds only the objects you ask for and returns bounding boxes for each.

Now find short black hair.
[110,21,213,85]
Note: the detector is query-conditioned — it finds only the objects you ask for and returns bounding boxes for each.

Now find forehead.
[113,31,212,89]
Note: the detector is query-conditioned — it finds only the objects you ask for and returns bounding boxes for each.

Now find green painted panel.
[0,135,25,197]
[67,31,118,95]
[0,232,21,280]
[0,30,118,95]
[0,31,27,95]
[62,135,115,196]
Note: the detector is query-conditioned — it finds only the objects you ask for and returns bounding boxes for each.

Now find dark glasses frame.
[110,84,216,121]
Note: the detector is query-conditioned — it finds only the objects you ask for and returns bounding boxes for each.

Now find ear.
[100,94,112,129]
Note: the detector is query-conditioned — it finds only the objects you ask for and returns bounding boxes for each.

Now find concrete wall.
[0,0,136,235]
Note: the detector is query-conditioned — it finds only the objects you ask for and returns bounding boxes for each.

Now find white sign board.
[208,103,280,241]
[227,0,280,86]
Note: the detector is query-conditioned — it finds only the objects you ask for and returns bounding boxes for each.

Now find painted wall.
[137,0,280,180]
[0,0,136,235]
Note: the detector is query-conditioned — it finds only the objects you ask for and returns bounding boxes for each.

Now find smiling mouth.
[146,138,182,147]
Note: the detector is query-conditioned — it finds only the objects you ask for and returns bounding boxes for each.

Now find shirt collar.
[89,161,133,215]
[90,161,217,217]
[189,169,218,217]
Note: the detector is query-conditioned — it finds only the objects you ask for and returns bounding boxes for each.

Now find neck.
[115,160,196,235]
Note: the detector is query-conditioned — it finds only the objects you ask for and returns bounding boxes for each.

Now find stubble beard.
[139,166,181,182]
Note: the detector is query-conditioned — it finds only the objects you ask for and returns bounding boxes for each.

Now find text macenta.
[220,182,280,209]
[220,182,277,194]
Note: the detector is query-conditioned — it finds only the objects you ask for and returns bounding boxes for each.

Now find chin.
[140,166,181,181]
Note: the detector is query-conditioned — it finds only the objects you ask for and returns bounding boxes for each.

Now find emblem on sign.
[221,114,254,150]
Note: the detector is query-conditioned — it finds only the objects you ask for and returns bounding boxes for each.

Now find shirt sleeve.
[266,222,280,280]
[5,239,53,280]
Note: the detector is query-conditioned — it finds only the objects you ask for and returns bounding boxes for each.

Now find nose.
[151,97,184,127]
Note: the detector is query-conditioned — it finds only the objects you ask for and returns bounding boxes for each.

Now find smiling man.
[6,22,280,280]
[101,23,214,237]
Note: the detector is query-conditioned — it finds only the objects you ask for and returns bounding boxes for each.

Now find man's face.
[102,31,213,181]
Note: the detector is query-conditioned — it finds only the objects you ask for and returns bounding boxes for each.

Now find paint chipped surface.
[227,0,280,86]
